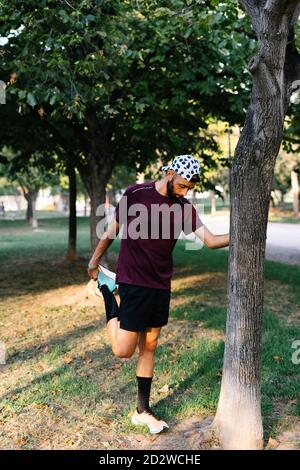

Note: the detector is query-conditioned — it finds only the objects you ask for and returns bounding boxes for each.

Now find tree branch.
[239,1,261,35]
[283,133,300,145]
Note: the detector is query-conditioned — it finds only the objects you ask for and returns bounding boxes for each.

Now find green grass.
[0,217,299,447]
[0,216,91,261]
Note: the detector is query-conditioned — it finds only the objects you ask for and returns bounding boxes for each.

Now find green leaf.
[26,92,37,107]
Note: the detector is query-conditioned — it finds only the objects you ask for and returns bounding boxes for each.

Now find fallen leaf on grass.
[113,363,122,370]
[63,355,73,364]
[29,403,49,410]
[16,437,27,446]
[33,364,44,372]
[101,417,113,425]
[64,438,75,446]
[158,384,170,394]
[100,399,114,411]
[266,437,279,449]
[272,355,284,361]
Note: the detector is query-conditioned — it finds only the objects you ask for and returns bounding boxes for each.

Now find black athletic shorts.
[117,282,171,332]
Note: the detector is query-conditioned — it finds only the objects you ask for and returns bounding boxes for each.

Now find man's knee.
[139,337,158,355]
[112,345,135,359]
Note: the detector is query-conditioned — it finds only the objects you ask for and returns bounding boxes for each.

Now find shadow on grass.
[152,341,224,422]
[0,344,114,407]
[7,318,106,365]
[170,299,227,332]
[0,258,89,301]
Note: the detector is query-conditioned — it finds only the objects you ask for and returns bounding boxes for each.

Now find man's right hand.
[87,266,100,281]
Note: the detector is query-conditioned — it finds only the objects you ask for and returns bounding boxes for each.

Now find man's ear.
[166,169,175,180]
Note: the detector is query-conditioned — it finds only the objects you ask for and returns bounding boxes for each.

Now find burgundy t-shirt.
[115,181,203,290]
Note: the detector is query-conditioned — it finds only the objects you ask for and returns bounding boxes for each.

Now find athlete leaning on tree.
[88,155,229,434]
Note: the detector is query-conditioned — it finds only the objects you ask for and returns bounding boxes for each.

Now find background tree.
[0,0,253,248]
[0,149,58,228]
[272,150,300,216]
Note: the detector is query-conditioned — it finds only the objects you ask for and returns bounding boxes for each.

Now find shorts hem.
[119,321,168,332]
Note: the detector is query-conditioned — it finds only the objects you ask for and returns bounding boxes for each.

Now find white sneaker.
[131,409,169,434]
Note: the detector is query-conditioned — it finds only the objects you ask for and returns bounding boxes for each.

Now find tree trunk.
[25,192,33,224]
[78,153,113,251]
[291,169,299,219]
[210,190,216,215]
[23,189,39,228]
[31,193,38,229]
[279,189,286,209]
[213,0,300,450]
[77,108,116,251]
[84,193,88,217]
[66,163,77,260]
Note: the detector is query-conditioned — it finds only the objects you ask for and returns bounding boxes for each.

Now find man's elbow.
[205,237,217,249]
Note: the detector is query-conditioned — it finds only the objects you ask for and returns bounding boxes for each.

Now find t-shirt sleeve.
[182,202,203,236]
[115,185,132,224]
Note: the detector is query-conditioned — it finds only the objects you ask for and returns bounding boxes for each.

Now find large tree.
[212,0,300,449]
[0,0,252,248]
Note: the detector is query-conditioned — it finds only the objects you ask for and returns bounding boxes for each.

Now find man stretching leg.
[87,155,229,434]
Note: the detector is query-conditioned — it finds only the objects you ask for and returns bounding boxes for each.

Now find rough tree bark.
[213,0,300,450]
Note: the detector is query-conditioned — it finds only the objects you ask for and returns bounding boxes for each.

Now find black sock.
[100,284,119,323]
[136,376,153,413]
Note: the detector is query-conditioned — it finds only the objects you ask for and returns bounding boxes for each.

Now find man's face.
[166,173,195,201]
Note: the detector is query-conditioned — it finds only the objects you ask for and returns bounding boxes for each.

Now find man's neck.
[154,179,168,197]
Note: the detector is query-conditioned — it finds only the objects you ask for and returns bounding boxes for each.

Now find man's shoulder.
[124,181,154,196]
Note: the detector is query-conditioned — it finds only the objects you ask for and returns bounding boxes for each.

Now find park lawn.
[0,217,299,450]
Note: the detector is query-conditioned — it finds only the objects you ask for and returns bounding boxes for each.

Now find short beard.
[167,177,180,201]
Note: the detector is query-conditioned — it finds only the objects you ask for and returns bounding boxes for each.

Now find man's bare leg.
[133,327,165,421]
[136,327,161,377]
[107,317,139,358]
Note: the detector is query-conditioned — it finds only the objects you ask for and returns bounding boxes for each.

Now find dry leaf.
[273,355,283,361]
[158,384,170,394]
[64,438,75,446]
[30,403,49,410]
[63,355,73,364]
[266,437,279,449]
[16,437,27,446]
[101,418,113,425]
[100,399,114,410]
[113,363,122,370]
